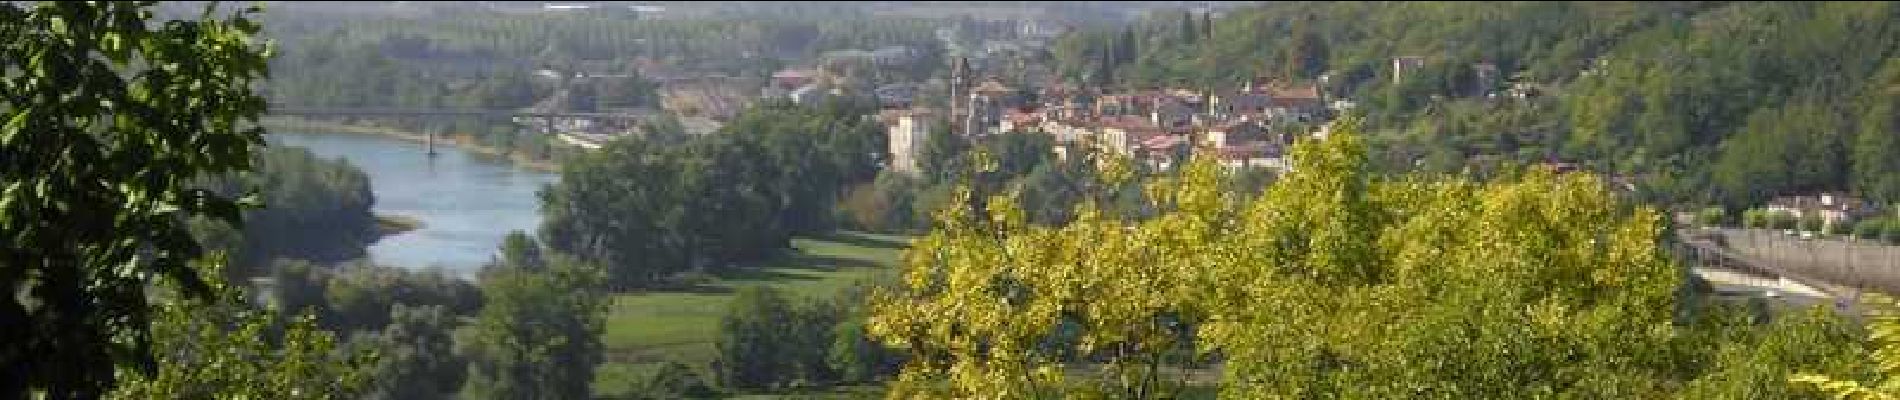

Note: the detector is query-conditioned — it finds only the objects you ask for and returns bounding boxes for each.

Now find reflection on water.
[268,130,558,277]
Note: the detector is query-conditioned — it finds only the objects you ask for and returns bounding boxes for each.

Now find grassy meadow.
[594,231,910,398]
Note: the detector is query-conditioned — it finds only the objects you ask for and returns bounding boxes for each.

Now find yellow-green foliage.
[1793,294,1900,400]
[868,117,1721,398]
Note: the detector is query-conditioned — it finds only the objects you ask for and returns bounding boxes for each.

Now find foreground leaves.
[869,117,1863,398]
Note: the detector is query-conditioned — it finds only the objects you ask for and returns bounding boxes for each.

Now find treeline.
[192,146,379,278]
[539,98,886,288]
[263,10,943,109]
[1050,1,1900,209]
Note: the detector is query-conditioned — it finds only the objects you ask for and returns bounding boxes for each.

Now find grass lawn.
[594,231,909,398]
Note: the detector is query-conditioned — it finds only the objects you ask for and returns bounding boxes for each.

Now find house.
[1392,56,1426,84]
[1472,62,1501,95]
[1097,115,1167,157]
[1204,120,1285,172]
[875,83,919,108]
[1210,90,1272,120]
[1263,84,1325,122]
[962,79,1015,135]
[1765,193,1878,228]
[771,69,819,90]
[1213,141,1286,172]
[885,109,938,176]
[1000,108,1043,134]
[1135,134,1191,170]
[789,84,827,105]
[1205,120,1270,149]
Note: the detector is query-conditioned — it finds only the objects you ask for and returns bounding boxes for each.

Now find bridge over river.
[268,106,656,121]
[1673,227,1900,313]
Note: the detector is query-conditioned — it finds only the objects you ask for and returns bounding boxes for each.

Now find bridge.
[267,105,657,122]
[1670,227,1900,314]
[266,105,661,153]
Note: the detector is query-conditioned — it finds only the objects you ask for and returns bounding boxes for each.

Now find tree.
[869,118,1775,398]
[108,261,373,399]
[1282,15,1328,80]
[1,2,274,396]
[458,251,607,399]
[1696,207,1728,227]
[355,305,466,400]
[626,361,716,399]
[917,121,968,185]
[712,286,807,389]
[1791,293,1898,398]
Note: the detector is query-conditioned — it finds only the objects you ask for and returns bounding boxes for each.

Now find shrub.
[1798,214,1826,233]
[1768,211,1799,230]
[1696,207,1728,227]
[1853,219,1886,240]
[634,362,716,399]
[1742,209,1768,229]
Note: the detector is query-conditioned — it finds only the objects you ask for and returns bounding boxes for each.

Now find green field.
[594,231,909,398]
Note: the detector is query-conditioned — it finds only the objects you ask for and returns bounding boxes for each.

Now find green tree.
[1696,207,1728,227]
[0,2,274,395]
[626,361,716,399]
[459,250,608,399]
[869,119,1804,398]
[355,304,466,400]
[917,121,968,185]
[108,262,373,399]
[1791,294,1899,398]
[712,286,807,389]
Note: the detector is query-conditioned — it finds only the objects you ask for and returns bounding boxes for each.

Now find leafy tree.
[193,147,378,278]
[0,2,274,395]
[354,304,467,400]
[625,361,716,399]
[109,262,373,399]
[838,171,919,233]
[1791,294,1900,398]
[1696,207,1728,228]
[1854,219,1889,240]
[870,119,1848,398]
[1743,209,1770,229]
[542,102,884,287]
[712,286,812,389]
[459,249,608,399]
[917,118,968,185]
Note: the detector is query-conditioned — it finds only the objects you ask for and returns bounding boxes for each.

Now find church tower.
[949,57,971,136]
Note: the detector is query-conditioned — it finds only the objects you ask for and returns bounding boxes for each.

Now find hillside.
[1053,1,1900,209]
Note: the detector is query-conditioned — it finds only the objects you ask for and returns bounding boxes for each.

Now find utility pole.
[425,126,439,157]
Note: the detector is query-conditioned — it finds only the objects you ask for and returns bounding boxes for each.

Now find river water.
[268,130,559,277]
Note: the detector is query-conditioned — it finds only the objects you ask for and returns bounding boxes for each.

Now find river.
[268,130,559,277]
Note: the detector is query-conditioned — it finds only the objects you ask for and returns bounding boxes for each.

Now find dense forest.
[1051,1,1900,210]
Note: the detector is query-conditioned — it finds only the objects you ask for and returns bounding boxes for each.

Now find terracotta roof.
[1268,85,1321,100]
[1138,134,1188,150]
[1096,115,1159,131]
[1217,141,1280,159]
[1005,110,1042,125]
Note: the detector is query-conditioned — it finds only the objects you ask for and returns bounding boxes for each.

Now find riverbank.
[262,116,561,172]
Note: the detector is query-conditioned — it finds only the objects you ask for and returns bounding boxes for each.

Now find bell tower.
[949,56,970,136]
